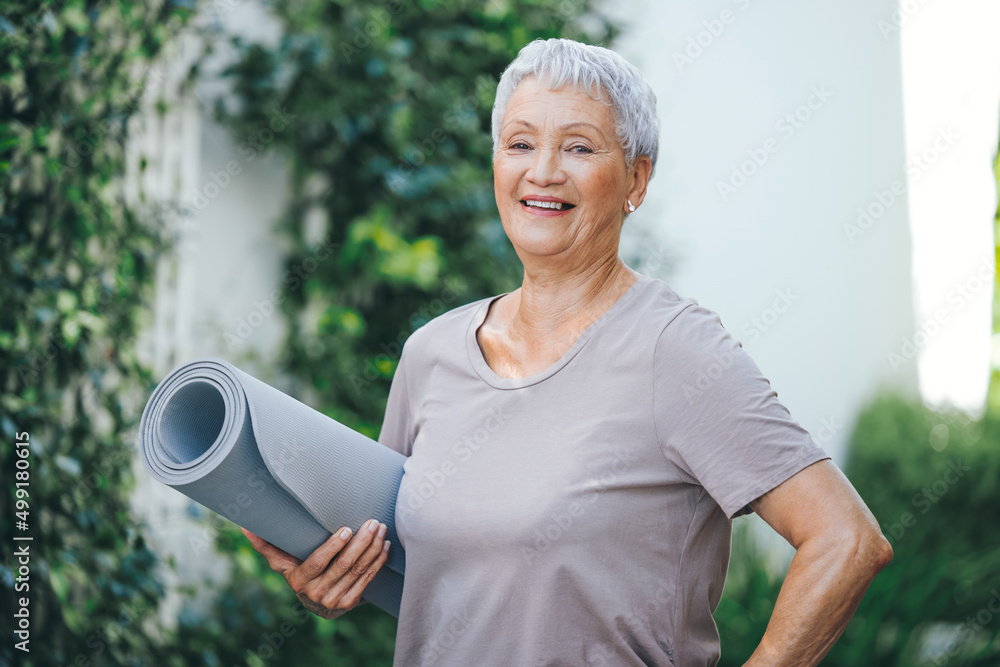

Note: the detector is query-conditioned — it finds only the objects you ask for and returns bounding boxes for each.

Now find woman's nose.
[526,148,566,185]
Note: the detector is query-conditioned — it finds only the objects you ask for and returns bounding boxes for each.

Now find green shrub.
[716,392,1000,666]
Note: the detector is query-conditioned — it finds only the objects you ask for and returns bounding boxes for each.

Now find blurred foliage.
[0,1,192,665]
[715,392,1000,666]
[186,0,620,664]
[206,0,618,434]
[988,134,1000,412]
[165,515,399,667]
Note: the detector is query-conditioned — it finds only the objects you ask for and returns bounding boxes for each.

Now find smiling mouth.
[520,200,575,211]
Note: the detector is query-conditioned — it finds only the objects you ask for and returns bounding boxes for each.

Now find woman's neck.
[508,255,639,345]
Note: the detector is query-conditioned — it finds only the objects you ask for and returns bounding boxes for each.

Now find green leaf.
[56,289,78,313]
[62,6,91,34]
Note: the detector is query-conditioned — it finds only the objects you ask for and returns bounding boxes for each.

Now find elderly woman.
[243,38,893,666]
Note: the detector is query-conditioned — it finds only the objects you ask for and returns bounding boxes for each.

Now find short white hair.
[491,38,660,177]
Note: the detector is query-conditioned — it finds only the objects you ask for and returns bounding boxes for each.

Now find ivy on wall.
[187,1,621,663]
[0,1,191,664]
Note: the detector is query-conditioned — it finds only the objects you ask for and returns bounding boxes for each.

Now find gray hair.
[491,38,660,176]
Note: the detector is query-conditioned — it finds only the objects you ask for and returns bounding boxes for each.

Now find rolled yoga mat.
[138,357,406,617]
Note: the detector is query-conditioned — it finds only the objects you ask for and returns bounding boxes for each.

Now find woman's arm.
[744,459,893,666]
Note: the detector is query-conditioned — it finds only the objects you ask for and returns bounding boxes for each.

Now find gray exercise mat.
[138,357,405,617]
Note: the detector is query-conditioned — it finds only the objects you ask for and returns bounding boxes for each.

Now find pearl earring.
[628,200,636,212]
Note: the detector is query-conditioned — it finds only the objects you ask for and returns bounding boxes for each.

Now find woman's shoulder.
[632,275,704,327]
[631,275,738,350]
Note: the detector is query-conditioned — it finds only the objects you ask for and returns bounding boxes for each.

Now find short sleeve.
[377,343,415,458]
[653,301,830,519]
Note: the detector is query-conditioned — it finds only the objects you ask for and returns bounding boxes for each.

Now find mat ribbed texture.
[138,357,405,617]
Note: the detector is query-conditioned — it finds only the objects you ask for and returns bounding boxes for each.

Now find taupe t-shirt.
[377,272,829,666]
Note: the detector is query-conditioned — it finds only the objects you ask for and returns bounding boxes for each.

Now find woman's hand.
[241,519,391,620]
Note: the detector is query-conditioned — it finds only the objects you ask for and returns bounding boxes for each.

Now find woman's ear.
[626,155,653,212]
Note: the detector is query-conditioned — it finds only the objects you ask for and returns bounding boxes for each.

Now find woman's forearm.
[744,530,892,666]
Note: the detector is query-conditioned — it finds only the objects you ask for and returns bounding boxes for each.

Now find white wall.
[127,7,293,624]
[900,0,1000,418]
[610,0,921,463]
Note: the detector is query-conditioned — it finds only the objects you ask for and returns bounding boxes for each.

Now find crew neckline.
[466,273,652,390]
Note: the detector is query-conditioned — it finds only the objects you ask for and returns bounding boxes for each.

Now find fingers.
[351,519,386,577]
[339,534,391,609]
[347,521,389,580]
[318,519,390,609]
[321,519,382,583]
[242,527,302,575]
[287,526,354,589]
[310,519,389,607]
[244,520,392,618]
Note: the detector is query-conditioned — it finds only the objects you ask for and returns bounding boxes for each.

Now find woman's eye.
[509,142,530,150]
[570,145,593,154]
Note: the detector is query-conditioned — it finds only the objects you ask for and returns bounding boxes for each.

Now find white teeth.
[523,200,564,210]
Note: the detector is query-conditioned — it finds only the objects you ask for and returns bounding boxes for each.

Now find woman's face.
[494,77,642,269]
